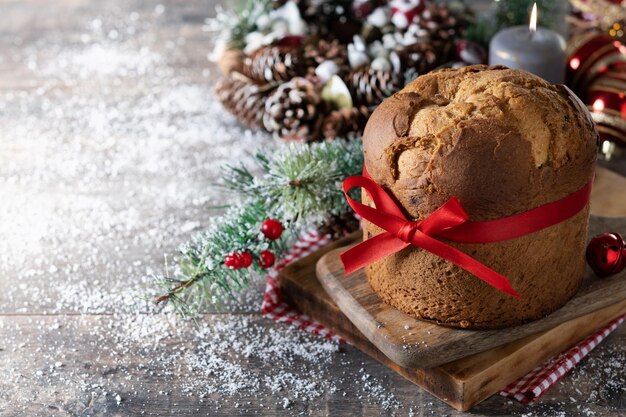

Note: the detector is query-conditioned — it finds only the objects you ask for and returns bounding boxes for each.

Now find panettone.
[361,65,598,329]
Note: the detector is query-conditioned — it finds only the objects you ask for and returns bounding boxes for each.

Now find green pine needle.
[228,0,272,50]
[155,138,363,315]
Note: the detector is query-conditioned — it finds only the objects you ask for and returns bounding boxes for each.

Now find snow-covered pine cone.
[414,3,466,42]
[316,211,360,239]
[395,41,439,81]
[263,77,324,142]
[304,39,350,74]
[346,68,404,107]
[214,76,274,129]
[243,45,307,83]
[321,105,370,140]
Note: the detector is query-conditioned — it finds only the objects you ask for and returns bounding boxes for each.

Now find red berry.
[260,218,283,240]
[240,251,253,268]
[258,250,276,269]
[224,252,242,269]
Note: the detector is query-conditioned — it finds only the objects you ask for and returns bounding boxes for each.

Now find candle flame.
[529,3,538,33]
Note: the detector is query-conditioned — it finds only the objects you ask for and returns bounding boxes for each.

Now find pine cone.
[243,46,307,83]
[347,68,404,107]
[263,77,324,142]
[414,4,466,43]
[304,39,349,71]
[322,106,370,140]
[395,41,439,77]
[217,49,245,75]
[302,0,362,43]
[214,75,274,129]
[316,211,360,239]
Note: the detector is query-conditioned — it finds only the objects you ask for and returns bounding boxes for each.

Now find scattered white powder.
[0,4,405,415]
[0,2,623,416]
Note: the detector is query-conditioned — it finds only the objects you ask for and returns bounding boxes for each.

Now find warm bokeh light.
[570,57,581,70]
[593,98,606,112]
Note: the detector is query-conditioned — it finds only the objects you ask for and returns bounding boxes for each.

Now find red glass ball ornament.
[586,232,626,277]
[261,219,284,240]
[239,251,253,268]
[258,250,276,269]
[455,39,487,65]
[224,252,242,269]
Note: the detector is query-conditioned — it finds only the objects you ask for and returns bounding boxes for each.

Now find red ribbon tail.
[341,232,409,275]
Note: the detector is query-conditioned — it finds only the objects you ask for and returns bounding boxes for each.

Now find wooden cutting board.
[278,215,626,411]
[316,216,626,369]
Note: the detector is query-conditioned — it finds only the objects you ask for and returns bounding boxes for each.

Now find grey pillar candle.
[488,5,566,84]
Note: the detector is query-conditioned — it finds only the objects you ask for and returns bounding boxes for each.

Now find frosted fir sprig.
[155,138,363,315]
[224,139,364,227]
[206,0,273,59]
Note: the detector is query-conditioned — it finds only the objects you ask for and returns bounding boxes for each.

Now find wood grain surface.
[282,246,626,410]
[0,0,624,416]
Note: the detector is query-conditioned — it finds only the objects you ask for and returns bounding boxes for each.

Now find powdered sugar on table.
[0,2,622,416]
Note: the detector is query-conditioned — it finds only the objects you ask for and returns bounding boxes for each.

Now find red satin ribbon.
[340,171,593,298]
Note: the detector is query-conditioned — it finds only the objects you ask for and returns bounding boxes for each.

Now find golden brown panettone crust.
[362,65,598,329]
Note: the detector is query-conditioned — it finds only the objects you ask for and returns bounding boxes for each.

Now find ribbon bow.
[340,174,520,297]
[340,171,593,298]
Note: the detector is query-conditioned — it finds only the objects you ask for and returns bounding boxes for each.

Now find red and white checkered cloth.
[261,228,346,343]
[500,313,626,403]
[262,229,626,404]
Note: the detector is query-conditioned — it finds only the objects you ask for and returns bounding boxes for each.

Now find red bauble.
[240,251,253,268]
[586,232,626,277]
[566,34,626,94]
[224,252,242,269]
[260,219,284,240]
[455,40,487,65]
[258,250,276,269]
[586,71,626,149]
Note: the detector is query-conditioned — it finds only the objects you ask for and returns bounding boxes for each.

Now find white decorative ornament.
[382,33,398,49]
[243,30,283,54]
[315,60,340,84]
[367,7,391,28]
[391,12,410,29]
[352,35,367,52]
[348,36,370,68]
[256,13,272,31]
[271,19,290,36]
[389,51,402,74]
[371,56,392,72]
[244,31,266,54]
[321,75,353,110]
[269,1,307,35]
[368,41,388,59]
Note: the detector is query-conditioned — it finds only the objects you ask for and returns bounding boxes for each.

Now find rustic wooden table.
[0,1,624,416]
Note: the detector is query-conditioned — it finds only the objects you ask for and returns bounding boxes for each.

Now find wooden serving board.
[278,216,626,411]
[317,216,626,369]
